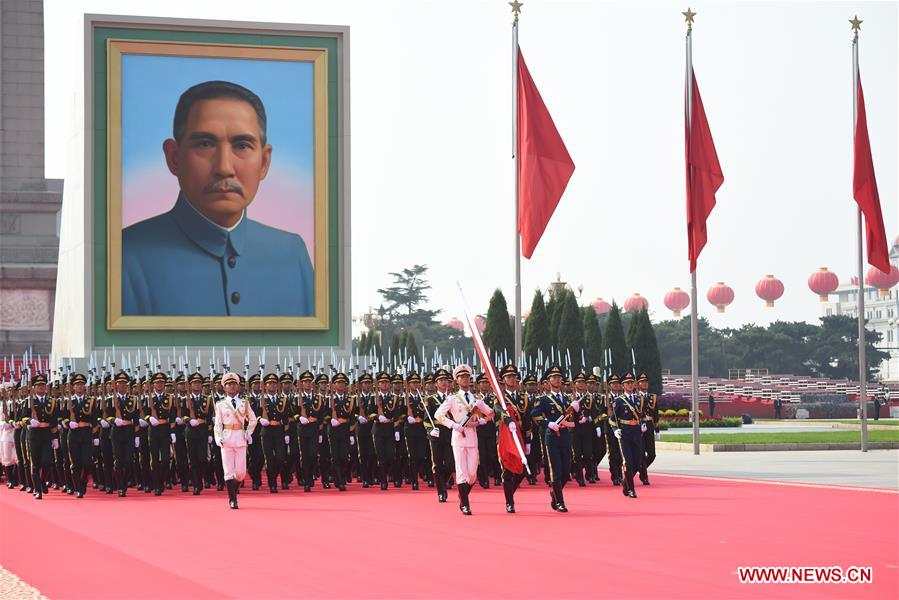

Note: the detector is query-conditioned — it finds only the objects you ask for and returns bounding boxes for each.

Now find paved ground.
[0,566,47,600]
[649,448,899,489]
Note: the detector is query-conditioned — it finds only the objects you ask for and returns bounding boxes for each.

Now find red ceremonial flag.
[517,49,575,259]
[853,72,890,273]
[497,408,525,474]
[685,70,724,273]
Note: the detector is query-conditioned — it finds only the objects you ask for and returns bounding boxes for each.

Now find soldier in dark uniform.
[147,372,175,495]
[354,372,377,487]
[96,375,115,493]
[637,373,658,485]
[13,385,33,493]
[425,368,453,502]
[245,374,264,490]
[315,373,333,488]
[530,365,577,512]
[26,374,57,500]
[586,373,602,483]
[110,371,139,497]
[610,372,645,498]
[296,370,321,492]
[55,379,74,494]
[209,373,225,491]
[403,372,428,490]
[603,374,624,485]
[373,371,400,490]
[171,374,190,492]
[475,373,499,488]
[258,372,288,493]
[390,373,408,486]
[498,364,528,513]
[328,371,354,491]
[184,372,213,494]
[522,373,541,484]
[65,373,97,498]
[280,373,301,487]
[134,378,153,493]
[570,371,593,487]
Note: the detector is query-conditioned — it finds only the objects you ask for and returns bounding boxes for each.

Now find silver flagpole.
[851,17,868,452]
[512,1,523,363]
[685,8,700,455]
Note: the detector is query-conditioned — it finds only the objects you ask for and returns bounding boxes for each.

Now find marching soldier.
[424,368,453,502]
[281,373,301,488]
[135,378,153,493]
[403,372,427,490]
[571,372,593,487]
[110,371,139,497]
[530,365,577,512]
[171,375,191,492]
[586,373,603,483]
[373,371,400,490]
[497,364,528,513]
[328,372,355,491]
[258,373,288,493]
[65,373,97,498]
[213,372,257,509]
[0,384,18,489]
[315,373,333,488]
[475,373,499,489]
[355,372,377,488]
[245,374,264,490]
[522,373,541,484]
[296,370,321,492]
[26,374,58,500]
[603,374,625,485]
[183,372,213,495]
[610,373,645,498]
[637,373,658,485]
[390,373,408,486]
[148,372,175,496]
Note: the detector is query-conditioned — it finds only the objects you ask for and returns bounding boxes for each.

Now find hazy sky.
[43,0,898,329]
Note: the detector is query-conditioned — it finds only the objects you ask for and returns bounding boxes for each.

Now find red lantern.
[706,282,734,313]
[756,274,784,308]
[591,297,611,315]
[445,318,464,332]
[865,265,899,298]
[624,293,649,313]
[808,267,839,301]
[663,287,690,317]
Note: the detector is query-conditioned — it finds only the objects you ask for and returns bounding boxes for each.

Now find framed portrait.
[67,16,351,352]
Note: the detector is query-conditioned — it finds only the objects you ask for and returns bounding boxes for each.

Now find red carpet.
[1,474,896,599]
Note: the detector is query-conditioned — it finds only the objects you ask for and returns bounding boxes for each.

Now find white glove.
[476,400,490,412]
[452,423,464,432]
[175,417,184,425]
[547,421,560,432]
[299,416,310,425]
[508,421,517,433]
[284,435,290,445]
[596,426,603,438]
[640,423,648,433]
[138,418,148,428]
[614,429,622,439]
[579,416,587,424]
[331,418,341,428]
[525,443,531,455]
[429,428,440,438]
[149,416,159,426]
[51,439,60,450]
[358,416,368,425]
[29,418,39,427]
[318,435,323,443]
[215,439,222,448]
[13,422,20,429]
[207,435,213,444]
[477,418,487,426]
[407,416,415,424]
[246,433,253,445]
[134,437,140,448]
[259,418,270,427]
[378,415,388,424]
[189,419,199,427]
[571,400,580,412]
[170,433,176,444]
[114,418,125,427]
[394,431,400,442]
[92,438,100,447]
[69,421,79,429]
[100,419,110,429]
[349,436,355,446]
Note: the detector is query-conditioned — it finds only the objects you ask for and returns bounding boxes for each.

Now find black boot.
[227,479,238,509]
[554,482,568,512]
[503,476,516,513]
[267,469,278,493]
[639,468,650,485]
[626,471,637,498]
[458,482,472,515]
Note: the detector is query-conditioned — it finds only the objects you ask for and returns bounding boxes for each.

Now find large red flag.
[853,72,889,273]
[685,71,724,273]
[517,49,575,259]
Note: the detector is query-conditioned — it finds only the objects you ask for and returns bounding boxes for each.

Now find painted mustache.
[204,179,243,195]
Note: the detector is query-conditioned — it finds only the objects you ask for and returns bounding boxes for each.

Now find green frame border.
[92,26,341,347]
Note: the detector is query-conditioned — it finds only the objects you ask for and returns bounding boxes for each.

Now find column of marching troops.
[0,362,660,514]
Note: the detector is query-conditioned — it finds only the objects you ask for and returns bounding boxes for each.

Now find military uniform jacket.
[434,390,491,449]
[404,393,427,437]
[330,394,355,432]
[423,393,452,442]
[357,393,378,424]
[374,393,401,436]
[609,393,644,431]
[112,394,140,431]
[29,395,58,433]
[213,395,257,447]
[150,393,175,422]
[261,394,289,429]
[640,392,659,430]
[185,394,213,430]
[531,391,573,434]
[297,393,322,438]
[572,393,594,428]
[68,395,98,433]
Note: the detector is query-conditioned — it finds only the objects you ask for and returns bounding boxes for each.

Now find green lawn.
[661,430,899,444]
[820,419,899,426]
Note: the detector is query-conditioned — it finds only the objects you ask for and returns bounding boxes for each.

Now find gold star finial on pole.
[510,1,523,22]
[849,15,863,40]
[682,7,696,31]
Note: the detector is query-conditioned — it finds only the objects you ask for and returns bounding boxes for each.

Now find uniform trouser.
[476,425,498,484]
[286,427,301,483]
[261,426,286,488]
[542,429,572,485]
[210,442,224,486]
[26,428,53,490]
[618,426,644,491]
[640,426,656,479]
[525,429,541,479]
[111,427,135,491]
[392,430,406,484]
[185,427,209,490]
[373,430,395,485]
[329,427,350,487]
[451,444,479,485]
[149,424,172,491]
[247,429,263,486]
[319,431,332,482]
[572,425,593,482]
[603,421,623,481]
[57,430,71,489]
[68,428,93,493]
[299,430,319,486]
[0,439,16,466]
[592,423,607,478]
[405,430,427,485]
[347,430,359,481]
[15,428,31,489]
[357,424,375,483]
[429,435,451,497]
[172,426,189,486]
[99,431,114,489]
[221,443,247,481]
[137,428,151,488]
[502,468,525,505]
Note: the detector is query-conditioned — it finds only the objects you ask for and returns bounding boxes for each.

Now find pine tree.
[545,291,560,351]
[404,330,421,370]
[483,289,514,360]
[523,289,550,363]
[358,331,369,355]
[602,302,630,377]
[582,306,602,372]
[629,310,663,395]
[556,289,584,372]
[389,331,404,366]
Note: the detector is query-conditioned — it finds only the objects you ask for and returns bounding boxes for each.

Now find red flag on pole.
[685,71,724,273]
[517,49,575,259]
[853,72,889,273]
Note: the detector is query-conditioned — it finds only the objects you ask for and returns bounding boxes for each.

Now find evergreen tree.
[358,331,369,355]
[483,289,514,360]
[523,289,550,363]
[582,306,603,372]
[404,330,421,370]
[556,289,584,372]
[545,291,560,350]
[389,331,404,366]
[628,310,663,395]
[602,303,630,377]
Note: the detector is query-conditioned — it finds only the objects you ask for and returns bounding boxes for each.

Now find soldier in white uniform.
[434,364,493,515]
[213,372,257,509]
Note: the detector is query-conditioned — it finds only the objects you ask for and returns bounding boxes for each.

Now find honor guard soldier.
[133,378,152,493]
[55,378,74,494]
[390,373,408,486]
[13,384,33,493]
[281,373,302,488]
[521,373,541,484]
[603,374,625,485]
[1,384,19,489]
[373,371,401,490]
[65,373,97,498]
[355,372,377,488]
[245,374,264,490]
[171,374,190,492]
[474,373,500,489]
[209,373,226,491]
[315,373,333,488]
[184,372,213,494]
[571,372,593,487]
[637,373,658,485]
[258,373,288,493]
[148,372,175,495]
[610,373,645,498]
[110,371,139,497]
[26,374,58,500]
[530,365,576,512]
[328,372,355,491]
[425,369,453,502]
[296,370,321,492]
[213,372,257,509]
[403,372,428,490]
[497,364,528,513]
